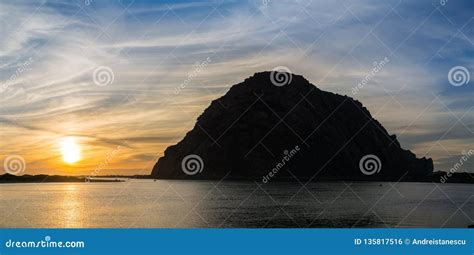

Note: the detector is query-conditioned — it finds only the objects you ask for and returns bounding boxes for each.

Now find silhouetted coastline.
[2,172,471,184]
[0,174,125,183]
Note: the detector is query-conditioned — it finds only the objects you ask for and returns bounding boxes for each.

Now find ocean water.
[0,180,472,228]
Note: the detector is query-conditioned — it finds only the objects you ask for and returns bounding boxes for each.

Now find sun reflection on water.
[60,184,83,227]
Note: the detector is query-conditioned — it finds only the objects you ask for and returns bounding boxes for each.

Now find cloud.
[1,0,473,174]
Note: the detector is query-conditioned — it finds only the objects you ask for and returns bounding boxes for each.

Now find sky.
[0,0,473,176]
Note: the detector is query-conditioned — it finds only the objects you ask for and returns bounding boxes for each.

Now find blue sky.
[0,0,473,175]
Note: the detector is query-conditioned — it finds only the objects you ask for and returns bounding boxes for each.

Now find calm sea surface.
[0,180,472,228]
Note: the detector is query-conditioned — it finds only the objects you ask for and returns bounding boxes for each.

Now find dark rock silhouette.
[152,72,433,180]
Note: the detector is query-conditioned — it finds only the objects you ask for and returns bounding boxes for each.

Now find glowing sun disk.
[60,137,81,164]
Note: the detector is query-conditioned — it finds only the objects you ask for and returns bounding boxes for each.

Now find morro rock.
[151,72,433,180]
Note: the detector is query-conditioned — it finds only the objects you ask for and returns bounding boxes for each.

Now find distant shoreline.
[0,174,125,183]
[1,171,472,184]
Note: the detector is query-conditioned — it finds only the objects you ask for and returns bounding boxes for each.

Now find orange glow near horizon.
[60,137,81,164]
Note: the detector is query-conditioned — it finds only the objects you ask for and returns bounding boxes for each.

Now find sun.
[60,137,81,164]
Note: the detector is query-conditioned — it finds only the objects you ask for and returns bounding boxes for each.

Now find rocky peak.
[152,71,433,180]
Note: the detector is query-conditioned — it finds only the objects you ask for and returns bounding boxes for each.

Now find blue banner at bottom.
[0,229,472,255]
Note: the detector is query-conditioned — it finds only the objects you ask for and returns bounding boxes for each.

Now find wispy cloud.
[1,0,473,174]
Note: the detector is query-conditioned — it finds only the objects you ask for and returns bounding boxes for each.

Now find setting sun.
[60,137,81,164]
